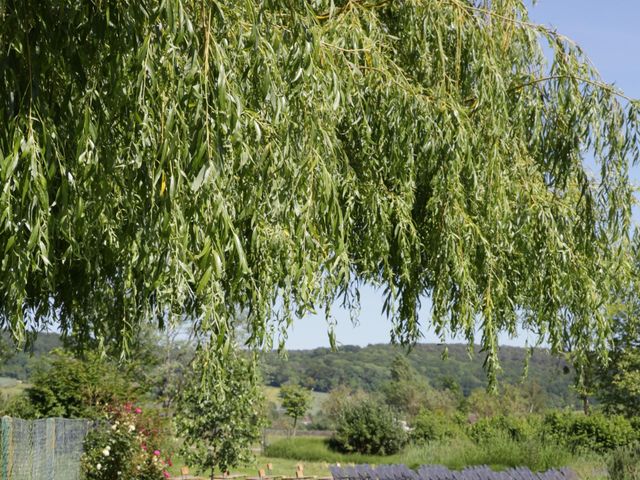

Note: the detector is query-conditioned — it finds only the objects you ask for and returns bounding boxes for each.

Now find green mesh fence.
[0,417,91,480]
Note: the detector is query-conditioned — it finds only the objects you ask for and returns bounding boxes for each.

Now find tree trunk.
[292,416,298,437]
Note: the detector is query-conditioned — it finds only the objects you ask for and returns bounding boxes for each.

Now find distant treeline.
[0,333,62,380]
[0,333,577,407]
[260,343,577,407]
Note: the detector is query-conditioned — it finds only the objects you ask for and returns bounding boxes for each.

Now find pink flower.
[163,471,171,478]
[153,450,161,456]
[134,407,142,414]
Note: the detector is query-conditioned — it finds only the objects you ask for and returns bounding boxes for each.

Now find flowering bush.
[82,403,172,480]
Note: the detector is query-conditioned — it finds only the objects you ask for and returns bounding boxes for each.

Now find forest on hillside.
[0,333,62,380]
[0,332,577,408]
[261,344,577,407]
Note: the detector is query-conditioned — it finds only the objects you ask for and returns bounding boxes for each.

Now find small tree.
[321,386,369,428]
[175,346,266,480]
[383,354,451,418]
[279,384,312,436]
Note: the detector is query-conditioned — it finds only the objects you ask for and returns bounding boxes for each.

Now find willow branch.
[510,74,635,103]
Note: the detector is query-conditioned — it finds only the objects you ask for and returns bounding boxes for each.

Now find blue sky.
[283,1,640,350]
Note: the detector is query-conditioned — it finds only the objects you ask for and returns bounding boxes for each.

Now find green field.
[263,386,328,415]
[0,376,29,399]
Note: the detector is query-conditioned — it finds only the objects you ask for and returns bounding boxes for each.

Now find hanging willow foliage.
[1,0,639,380]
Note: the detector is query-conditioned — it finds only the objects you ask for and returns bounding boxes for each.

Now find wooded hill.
[0,333,577,408]
[0,332,61,380]
[261,343,577,407]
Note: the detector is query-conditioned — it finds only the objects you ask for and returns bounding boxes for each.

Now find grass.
[263,436,608,479]
[0,377,30,399]
[0,376,19,388]
[167,436,608,480]
[166,453,334,479]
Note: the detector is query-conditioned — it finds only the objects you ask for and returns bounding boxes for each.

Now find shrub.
[329,399,407,455]
[82,403,171,480]
[411,410,461,443]
[468,415,538,443]
[608,442,640,480]
[23,350,137,420]
[0,393,38,418]
[542,411,637,453]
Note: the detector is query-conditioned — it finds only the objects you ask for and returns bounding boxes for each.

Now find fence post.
[31,420,37,480]
[46,418,56,480]
[1,417,12,480]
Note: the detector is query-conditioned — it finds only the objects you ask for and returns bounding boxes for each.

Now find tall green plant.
[609,442,640,480]
[175,344,266,479]
[1,1,639,383]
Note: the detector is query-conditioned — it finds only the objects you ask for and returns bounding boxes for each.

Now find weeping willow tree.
[1,0,639,382]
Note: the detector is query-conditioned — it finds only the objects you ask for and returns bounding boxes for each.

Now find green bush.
[329,399,407,455]
[469,415,538,443]
[21,350,137,420]
[264,436,400,464]
[543,412,637,453]
[412,410,462,443]
[0,393,37,418]
[608,442,640,480]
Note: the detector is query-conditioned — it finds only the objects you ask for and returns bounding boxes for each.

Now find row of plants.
[413,410,640,454]
[265,435,596,475]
